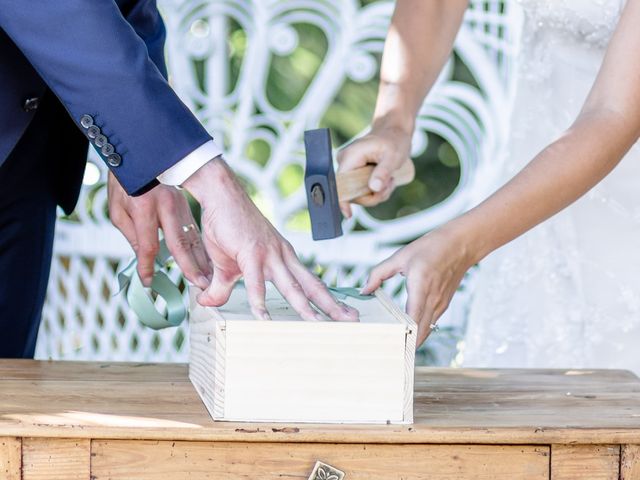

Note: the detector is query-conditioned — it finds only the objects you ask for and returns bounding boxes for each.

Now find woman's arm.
[363,0,640,346]
[337,0,468,216]
[372,0,468,134]
[460,0,640,263]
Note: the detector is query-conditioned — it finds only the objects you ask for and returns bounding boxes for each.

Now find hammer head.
[304,128,343,240]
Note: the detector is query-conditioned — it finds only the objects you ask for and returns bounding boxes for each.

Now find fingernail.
[369,177,383,192]
[314,312,324,321]
[197,275,209,289]
[262,312,272,321]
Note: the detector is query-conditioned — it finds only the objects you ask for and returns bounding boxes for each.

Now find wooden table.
[1,361,640,479]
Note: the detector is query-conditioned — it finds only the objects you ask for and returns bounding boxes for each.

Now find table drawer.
[91,440,550,479]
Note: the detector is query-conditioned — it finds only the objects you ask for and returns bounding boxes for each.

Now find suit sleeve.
[0,0,212,195]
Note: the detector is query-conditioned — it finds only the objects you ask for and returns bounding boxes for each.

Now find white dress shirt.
[157,139,223,186]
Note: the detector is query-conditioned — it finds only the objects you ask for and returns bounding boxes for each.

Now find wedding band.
[429,323,440,332]
[182,223,197,233]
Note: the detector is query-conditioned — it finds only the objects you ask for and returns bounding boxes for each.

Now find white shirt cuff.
[157,140,224,186]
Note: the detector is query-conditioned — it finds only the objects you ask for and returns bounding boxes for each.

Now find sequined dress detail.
[462,0,640,373]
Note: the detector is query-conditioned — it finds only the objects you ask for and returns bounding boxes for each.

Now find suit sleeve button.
[94,134,108,147]
[101,143,115,156]
[80,115,94,128]
[87,125,100,139]
[107,153,122,167]
[22,97,40,112]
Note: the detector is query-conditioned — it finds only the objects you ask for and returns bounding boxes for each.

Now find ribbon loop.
[117,239,187,330]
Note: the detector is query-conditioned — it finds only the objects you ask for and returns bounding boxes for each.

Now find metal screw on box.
[308,461,345,480]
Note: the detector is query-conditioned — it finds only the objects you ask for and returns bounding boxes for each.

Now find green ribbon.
[117,241,372,330]
[328,287,374,301]
[117,239,187,330]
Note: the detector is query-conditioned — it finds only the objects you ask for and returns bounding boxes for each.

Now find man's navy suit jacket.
[0,0,212,213]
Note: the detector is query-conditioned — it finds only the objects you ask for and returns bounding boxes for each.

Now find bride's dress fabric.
[462,0,640,373]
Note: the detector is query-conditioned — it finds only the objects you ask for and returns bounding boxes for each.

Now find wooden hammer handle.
[336,160,415,202]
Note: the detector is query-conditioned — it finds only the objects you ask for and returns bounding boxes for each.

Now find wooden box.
[188,285,416,424]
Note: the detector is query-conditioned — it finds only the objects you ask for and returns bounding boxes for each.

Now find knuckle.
[303,308,317,319]
[250,242,268,258]
[110,210,124,225]
[434,305,447,320]
[246,282,266,297]
[139,243,159,257]
[425,297,439,310]
[173,234,191,252]
[138,264,154,275]
[163,190,180,210]
[238,243,267,267]
[306,274,324,290]
[190,235,204,249]
[302,273,325,294]
[203,293,224,307]
[288,280,303,293]
[369,265,384,279]
[374,163,392,177]
[137,196,154,209]
[281,241,296,258]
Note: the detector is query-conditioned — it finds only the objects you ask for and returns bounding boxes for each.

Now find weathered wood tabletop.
[1,360,640,479]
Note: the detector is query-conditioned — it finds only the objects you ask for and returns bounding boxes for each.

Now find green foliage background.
[190,0,472,229]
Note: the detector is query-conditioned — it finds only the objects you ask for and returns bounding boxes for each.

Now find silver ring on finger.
[429,322,440,332]
[182,223,197,234]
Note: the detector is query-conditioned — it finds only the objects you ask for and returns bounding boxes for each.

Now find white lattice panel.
[36,0,521,363]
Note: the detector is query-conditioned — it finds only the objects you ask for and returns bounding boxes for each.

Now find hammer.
[304,128,415,240]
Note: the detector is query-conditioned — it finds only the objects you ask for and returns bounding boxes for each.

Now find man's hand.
[337,126,413,218]
[182,157,358,322]
[108,173,211,289]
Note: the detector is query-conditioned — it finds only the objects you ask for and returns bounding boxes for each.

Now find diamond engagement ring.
[182,223,197,233]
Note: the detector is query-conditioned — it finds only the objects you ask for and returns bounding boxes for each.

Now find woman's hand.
[336,126,413,218]
[361,224,475,347]
[108,172,212,289]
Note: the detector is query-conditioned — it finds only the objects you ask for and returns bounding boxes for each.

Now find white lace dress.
[462,0,640,374]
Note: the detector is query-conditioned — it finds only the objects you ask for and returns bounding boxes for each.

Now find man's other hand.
[108,172,211,289]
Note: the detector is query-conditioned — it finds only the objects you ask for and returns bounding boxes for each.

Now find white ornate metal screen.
[36,0,522,363]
